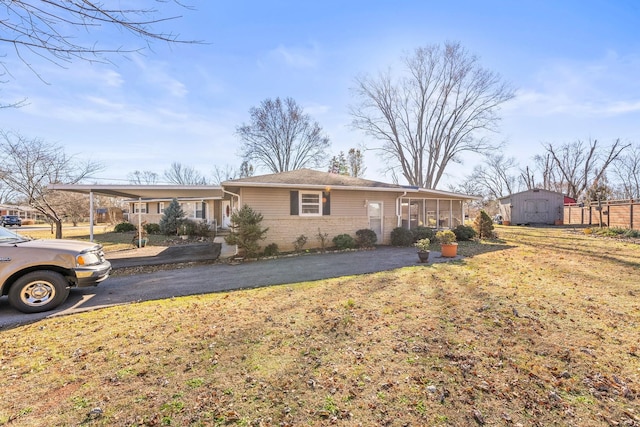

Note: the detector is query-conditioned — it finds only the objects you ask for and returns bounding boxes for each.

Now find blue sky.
[2,0,639,188]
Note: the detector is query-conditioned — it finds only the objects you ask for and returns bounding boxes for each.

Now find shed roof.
[498,188,567,201]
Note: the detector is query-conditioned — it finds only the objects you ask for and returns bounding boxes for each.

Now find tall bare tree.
[237,97,331,173]
[350,42,515,189]
[0,131,102,238]
[543,139,629,200]
[611,143,640,199]
[0,1,199,72]
[163,162,208,185]
[468,154,520,199]
[347,148,366,178]
[128,170,159,185]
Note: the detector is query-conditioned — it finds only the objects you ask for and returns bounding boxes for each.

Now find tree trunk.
[55,219,63,239]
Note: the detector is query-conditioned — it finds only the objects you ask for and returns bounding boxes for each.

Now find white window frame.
[299,191,322,216]
[195,202,204,219]
[159,202,165,214]
[134,202,147,214]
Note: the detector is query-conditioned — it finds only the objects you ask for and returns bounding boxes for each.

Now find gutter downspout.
[222,189,241,256]
[138,197,143,249]
[396,191,407,228]
[89,191,94,242]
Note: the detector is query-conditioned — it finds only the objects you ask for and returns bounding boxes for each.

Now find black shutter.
[322,192,331,216]
[290,191,299,215]
[157,203,160,214]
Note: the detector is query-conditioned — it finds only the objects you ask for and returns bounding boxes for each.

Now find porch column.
[138,197,143,248]
[89,191,94,242]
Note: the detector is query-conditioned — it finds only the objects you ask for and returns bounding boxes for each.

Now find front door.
[221,200,232,229]
[368,201,383,241]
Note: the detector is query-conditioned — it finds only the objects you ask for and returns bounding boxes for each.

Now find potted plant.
[436,230,458,258]
[414,238,431,263]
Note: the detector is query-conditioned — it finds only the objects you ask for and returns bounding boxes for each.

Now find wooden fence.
[564,200,639,230]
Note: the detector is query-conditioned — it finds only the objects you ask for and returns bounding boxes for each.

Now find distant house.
[498,189,566,225]
[51,169,479,250]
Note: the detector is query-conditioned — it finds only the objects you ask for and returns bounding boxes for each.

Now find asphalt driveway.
[0,246,460,329]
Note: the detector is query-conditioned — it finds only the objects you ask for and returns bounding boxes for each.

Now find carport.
[48,184,225,245]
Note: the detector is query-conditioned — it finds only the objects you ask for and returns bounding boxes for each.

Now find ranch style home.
[50,169,478,251]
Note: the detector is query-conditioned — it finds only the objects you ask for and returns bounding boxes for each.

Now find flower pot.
[554,219,563,226]
[440,243,458,258]
[134,238,148,248]
[502,221,511,226]
[417,250,430,263]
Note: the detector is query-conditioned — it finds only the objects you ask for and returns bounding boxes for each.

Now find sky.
[1,0,639,189]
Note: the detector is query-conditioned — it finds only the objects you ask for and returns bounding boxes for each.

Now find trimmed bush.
[224,204,269,258]
[144,223,161,235]
[263,243,279,257]
[293,235,308,252]
[473,210,495,239]
[412,226,434,242]
[332,234,355,250]
[390,227,414,246]
[114,222,136,233]
[179,220,212,237]
[355,229,377,248]
[453,224,476,241]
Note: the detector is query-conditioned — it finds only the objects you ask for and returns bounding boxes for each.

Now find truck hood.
[12,239,102,253]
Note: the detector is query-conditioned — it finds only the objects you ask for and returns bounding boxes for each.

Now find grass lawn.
[16,224,182,252]
[0,226,638,426]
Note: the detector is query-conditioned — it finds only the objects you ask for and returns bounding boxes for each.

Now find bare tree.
[611,143,640,199]
[468,154,520,199]
[543,139,630,200]
[128,170,159,184]
[328,152,349,175]
[350,42,515,189]
[237,97,331,173]
[212,161,254,185]
[163,162,208,185]
[0,1,199,73]
[0,131,102,238]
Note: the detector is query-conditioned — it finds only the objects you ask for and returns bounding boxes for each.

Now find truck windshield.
[0,227,30,242]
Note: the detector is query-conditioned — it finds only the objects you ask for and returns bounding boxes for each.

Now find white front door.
[221,201,232,228]
[368,201,383,241]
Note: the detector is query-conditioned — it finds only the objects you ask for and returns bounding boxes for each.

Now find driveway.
[0,246,460,329]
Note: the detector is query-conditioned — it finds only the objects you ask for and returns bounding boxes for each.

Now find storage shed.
[498,189,565,225]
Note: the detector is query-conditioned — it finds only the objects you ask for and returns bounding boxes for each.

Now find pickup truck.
[0,227,111,313]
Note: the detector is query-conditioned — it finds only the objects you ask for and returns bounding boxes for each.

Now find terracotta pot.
[554,219,563,226]
[502,221,511,226]
[417,251,430,263]
[440,243,458,258]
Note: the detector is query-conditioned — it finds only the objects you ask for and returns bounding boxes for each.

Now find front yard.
[0,226,638,426]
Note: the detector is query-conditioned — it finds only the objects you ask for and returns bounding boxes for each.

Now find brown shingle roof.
[224,169,406,189]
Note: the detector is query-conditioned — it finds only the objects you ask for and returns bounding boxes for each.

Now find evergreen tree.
[473,210,495,239]
[159,198,185,235]
[224,205,269,258]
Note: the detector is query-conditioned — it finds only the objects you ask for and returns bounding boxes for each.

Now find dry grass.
[1,226,639,426]
[17,224,184,252]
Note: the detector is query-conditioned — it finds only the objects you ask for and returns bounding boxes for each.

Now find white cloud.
[266,43,321,69]
[505,51,640,119]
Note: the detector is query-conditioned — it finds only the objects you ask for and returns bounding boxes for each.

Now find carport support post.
[138,197,143,248]
[89,191,94,242]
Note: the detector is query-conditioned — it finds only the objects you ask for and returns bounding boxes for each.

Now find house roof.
[498,188,567,200]
[48,184,223,199]
[224,169,479,200]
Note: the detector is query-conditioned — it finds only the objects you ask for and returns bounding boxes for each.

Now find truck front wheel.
[8,271,70,313]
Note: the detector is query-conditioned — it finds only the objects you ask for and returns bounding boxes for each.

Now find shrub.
[390,227,414,246]
[160,198,186,235]
[332,234,355,250]
[114,222,136,233]
[316,229,329,253]
[624,229,640,238]
[436,229,457,245]
[224,204,269,258]
[453,224,476,241]
[263,243,279,257]
[473,210,495,239]
[355,229,377,248]
[293,235,308,252]
[144,223,161,235]
[412,226,434,242]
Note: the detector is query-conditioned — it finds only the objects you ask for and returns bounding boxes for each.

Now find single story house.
[498,189,566,225]
[50,169,479,250]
